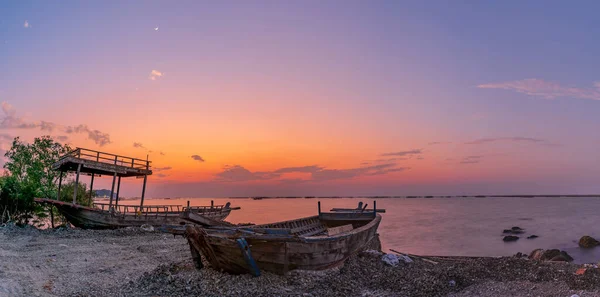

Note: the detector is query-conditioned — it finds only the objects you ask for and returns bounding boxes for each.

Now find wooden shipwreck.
[184,201,382,276]
[35,148,238,229]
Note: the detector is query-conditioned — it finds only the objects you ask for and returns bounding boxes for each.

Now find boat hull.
[186,214,382,275]
[35,198,232,229]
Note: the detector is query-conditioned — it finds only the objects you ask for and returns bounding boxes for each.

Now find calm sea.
[114,197,600,264]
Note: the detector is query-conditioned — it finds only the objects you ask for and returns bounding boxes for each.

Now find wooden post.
[57,171,63,200]
[73,164,82,204]
[140,156,149,208]
[318,201,321,215]
[115,176,121,207]
[109,156,117,209]
[211,200,214,209]
[140,175,147,208]
[109,172,116,209]
[373,200,377,216]
[187,200,190,209]
[50,206,55,228]
[89,173,95,206]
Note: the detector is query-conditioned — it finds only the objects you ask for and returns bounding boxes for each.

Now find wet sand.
[2,224,600,297]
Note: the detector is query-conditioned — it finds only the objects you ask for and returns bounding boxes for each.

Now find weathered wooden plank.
[327,224,353,236]
[181,211,230,226]
[237,238,261,276]
[290,222,323,234]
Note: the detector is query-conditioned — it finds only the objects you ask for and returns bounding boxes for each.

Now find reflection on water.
[113,197,600,264]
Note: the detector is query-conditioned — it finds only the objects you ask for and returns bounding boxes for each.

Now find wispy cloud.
[380,149,422,157]
[465,137,550,145]
[0,133,14,142]
[24,20,30,28]
[0,102,37,129]
[477,78,600,101]
[65,124,111,146]
[191,155,205,162]
[428,141,452,145]
[55,135,69,142]
[214,162,410,183]
[153,166,172,172]
[215,165,266,182]
[133,142,146,149]
[1,102,111,146]
[149,70,163,81]
[273,165,323,174]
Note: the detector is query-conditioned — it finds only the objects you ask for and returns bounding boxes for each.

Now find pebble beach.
[2,224,600,297]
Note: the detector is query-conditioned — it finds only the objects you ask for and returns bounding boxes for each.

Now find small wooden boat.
[184,201,382,276]
[35,198,238,229]
[330,201,386,213]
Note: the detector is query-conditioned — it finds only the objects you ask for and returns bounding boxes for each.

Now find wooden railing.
[94,203,182,213]
[93,203,233,218]
[61,148,151,170]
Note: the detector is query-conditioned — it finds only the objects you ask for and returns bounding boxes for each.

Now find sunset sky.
[2,1,600,197]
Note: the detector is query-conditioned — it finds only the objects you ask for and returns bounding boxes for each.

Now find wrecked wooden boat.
[184,201,382,276]
[35,148,239,229]
[35,198,237,229]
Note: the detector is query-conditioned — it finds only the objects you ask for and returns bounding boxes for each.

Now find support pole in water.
[73,164,82,204]
[318,201,321,215]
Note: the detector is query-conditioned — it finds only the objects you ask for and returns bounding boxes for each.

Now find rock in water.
[527,235,538,239]
[503,229,513,234]
[579,236,600,248]
[511,226,524,231]
[503,235,519,242]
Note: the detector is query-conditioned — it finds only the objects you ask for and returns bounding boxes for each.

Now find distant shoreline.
[94,194,600,201]
[229,194,600,199]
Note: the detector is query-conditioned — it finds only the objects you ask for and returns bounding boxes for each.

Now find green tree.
[58,180,95,206]
[0,136,71,224]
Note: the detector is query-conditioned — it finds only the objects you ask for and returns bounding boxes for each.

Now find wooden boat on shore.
[35,198,238,229]
[184,201,382,276]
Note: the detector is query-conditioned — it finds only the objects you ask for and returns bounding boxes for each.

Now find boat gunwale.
[34,198,235,215]
[203,213,382,243]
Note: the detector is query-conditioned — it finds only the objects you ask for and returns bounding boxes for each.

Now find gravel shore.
[2,224,600,297]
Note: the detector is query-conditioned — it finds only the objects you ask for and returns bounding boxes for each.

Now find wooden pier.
[52,148,152,209]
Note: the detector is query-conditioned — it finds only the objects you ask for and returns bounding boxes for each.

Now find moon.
[154,27,159,31]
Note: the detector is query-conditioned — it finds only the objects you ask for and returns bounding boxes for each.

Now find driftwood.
[390,248,500,264]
